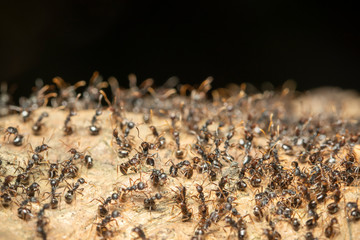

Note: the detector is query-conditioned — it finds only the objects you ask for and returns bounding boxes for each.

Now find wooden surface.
[1,87,360,240]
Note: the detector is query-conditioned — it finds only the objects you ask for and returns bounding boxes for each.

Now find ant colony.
[0,74,360,240]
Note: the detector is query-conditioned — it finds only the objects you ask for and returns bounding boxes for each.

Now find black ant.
[64,109,76,135]
[171,185,192,221]
[150,169,167,187]
[17,198,33,221]
[113,128,130,158]
[23,182,40,198]
[327,202,339,214]
[89,95,103,135]
[0,193,12,208]
[324,217,338,238]
[96,210,120,239]
[346,200,360,221]
[3,126,24,146]
[32,112,49,135]
[36,203,50,240]
[43,183,61,209]
[9,105,32,122]
[132,225,148,240]
[91,193,119,217]
[173,131,185,159]
[118,156,141,175]
[305,232,318,240]
[144,193,162,210]
[64,178,86,204]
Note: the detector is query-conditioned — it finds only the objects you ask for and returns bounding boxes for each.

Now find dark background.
[1,0,359,99]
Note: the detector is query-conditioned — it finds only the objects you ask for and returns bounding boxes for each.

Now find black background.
[1,0,359,99]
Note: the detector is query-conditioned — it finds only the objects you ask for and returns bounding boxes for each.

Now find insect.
[113,128,131,158]
[0,193,12,207]
[64,109,76,135]
[346,201,360,221]
[324,217,338,238]
[91,193,119,217]
[118,156,141,175]
[9,105,33,122]
[17,199,33,221]
[150,169,168,186]
[64,178,86,204]
[96,210,120,239]
[132,225,148,240]
[89,95,103,135]
[144,193,162,211]
[327,202,339,214]
[32,112,49,134]
[173,131,185,159]
[36,203,50,240]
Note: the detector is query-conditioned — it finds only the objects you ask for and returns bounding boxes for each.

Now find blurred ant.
[36,203,50,240]
[132,225,148,240]
[263,220,281,240]
[89,94,103,135]
[64,109,77,135]
[324,217,338,238]
[9,105,33,122]
[1,192,12,208]
[346,200,360,221]
[173,131,186,159]
[148,125,166,149]
[32,112,49,135]
[17,198,33,221]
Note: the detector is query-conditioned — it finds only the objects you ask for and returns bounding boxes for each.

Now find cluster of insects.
[1,74,360,239]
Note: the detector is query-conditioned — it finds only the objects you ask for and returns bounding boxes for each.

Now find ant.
[96,210,120,239]
[132,225,148,240]
[22,182,40,198]
[64,178,86,204]
[346,200,360,221]
[324,217,338,238]
[305,232,318,240]
[1,193,12,208]
[167,160,193,179]
[17,198,33,221]
[118,174,149,198]
[118,156,141,175]
[43,182,61,209]
[149,125,166,149]
[144,193,162,210]
[113,128,131,158]
[9,105,33,122]
[91,193,119,217]
[150,169,167,187]
[3,126,24,146]
[171,184,192,221]
[89,95,103,135]
[211,176,229,200]
[36,203,50,240]
[327,202,339,214]
[173,131,185,159]
[64,109,76,135]
[32,112,49,135]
